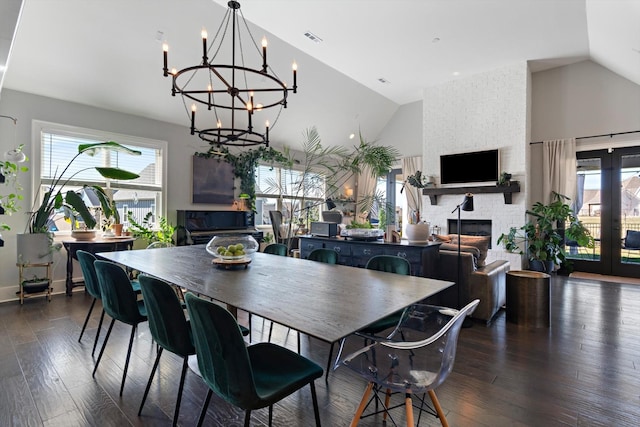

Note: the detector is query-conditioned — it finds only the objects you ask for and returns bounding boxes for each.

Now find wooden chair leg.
[383,388,391,421]
[350,382,374,427]
[428,389,449,427]
[405,393,414,426]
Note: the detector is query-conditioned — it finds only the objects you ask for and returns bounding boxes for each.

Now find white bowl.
[71,230,97,241]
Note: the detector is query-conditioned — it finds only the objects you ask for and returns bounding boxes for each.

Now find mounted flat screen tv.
[440,149,499,184]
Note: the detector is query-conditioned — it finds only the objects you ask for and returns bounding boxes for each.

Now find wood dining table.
[97,245,454,345]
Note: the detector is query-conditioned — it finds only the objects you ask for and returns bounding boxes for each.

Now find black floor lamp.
[452,193,474,325]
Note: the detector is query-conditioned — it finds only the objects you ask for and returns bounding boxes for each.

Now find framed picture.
[192,156,235,204]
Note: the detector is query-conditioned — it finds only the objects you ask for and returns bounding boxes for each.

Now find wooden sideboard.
[299,236,440,278]
[62,238,135,296]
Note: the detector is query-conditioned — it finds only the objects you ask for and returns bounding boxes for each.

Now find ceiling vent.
[304,31,323,44]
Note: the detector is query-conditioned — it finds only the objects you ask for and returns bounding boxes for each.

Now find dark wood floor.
[1,275,639,427]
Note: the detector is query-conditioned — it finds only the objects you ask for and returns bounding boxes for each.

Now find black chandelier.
[163,0,297,147]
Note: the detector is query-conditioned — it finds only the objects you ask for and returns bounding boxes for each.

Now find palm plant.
[264,127,399,248]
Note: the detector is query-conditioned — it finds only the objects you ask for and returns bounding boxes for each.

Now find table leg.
[66,249,74,296]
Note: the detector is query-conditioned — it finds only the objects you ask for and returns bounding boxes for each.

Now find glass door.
[570,147,640,276]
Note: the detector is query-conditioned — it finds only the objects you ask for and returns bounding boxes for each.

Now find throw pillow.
[434,234,452,243]
[450,235,490,266]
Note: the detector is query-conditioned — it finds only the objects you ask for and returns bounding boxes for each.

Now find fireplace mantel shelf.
[422,181,520,205]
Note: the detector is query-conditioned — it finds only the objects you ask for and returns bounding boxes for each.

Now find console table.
[62,238,135,296]
[299,236,440,278]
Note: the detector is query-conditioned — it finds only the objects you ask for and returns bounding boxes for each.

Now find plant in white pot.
[18,141,141,264]
[401,170,431,242]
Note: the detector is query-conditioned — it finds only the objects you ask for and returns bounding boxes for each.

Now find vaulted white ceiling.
[1,0,639,151]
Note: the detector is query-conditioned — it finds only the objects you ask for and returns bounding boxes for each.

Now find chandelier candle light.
[163,1,298,148]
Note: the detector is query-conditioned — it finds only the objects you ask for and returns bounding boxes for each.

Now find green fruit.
[217,246,226,254]
[224,250,233,256]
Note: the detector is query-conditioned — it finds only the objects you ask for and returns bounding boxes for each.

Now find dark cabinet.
[299,236,440,278]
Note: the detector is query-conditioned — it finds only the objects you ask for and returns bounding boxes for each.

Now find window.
[34,121,167,232]
[254,164,325,227]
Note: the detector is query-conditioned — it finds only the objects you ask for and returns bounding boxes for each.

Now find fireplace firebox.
[447,219,492,248]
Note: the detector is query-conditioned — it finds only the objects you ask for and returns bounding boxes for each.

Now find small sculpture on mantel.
[497,172,512,187]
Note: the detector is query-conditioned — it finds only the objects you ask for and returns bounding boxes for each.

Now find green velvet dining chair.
[77,250,141,356]
[360,255,411,335]
[307,248,339,264]
[137,275,195,427]
[76,250,106,357]
[263,243,288,256]
[184,292,323,427]
[93,260,148,396]
[262,242,293,348]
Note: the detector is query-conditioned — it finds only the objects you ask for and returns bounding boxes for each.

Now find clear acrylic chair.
[339,299,479,427]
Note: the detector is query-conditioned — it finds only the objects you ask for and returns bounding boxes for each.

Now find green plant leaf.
[64,190,97,229]
[95,167,140,180]
[79,141,142,157]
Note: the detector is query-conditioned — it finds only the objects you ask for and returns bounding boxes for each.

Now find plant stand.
[17,262,53,304]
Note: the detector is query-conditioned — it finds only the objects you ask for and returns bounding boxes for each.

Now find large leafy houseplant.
[498,192,594,271]
[28,141,141,233]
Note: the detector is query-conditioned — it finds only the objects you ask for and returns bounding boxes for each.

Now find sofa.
[433,235,510,324]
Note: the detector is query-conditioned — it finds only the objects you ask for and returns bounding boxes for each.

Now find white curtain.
[542,138,577,204]
[402,156,422,223]
[355,165,377,222]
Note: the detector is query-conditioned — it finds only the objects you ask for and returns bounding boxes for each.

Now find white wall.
[530,60,640,203]
[377,100,423,157]
[421,63,531,269]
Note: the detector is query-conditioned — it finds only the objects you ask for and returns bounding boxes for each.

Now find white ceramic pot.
[405,223,430,243]
[17,233,54,264]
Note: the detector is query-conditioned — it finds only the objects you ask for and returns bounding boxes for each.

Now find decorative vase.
[528,259,554,273]
[17,233,53,264]
[405,223,430,243]
[112,223,124,236]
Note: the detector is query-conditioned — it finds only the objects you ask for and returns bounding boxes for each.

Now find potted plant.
[18,141,141,264]
[1,144,29,246]
[126,211,175,247]
[497,192,594,272]
[401,170,431,242]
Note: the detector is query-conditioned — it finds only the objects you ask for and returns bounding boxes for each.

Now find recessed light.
[452,71,460,76]
[349,133,355,140]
